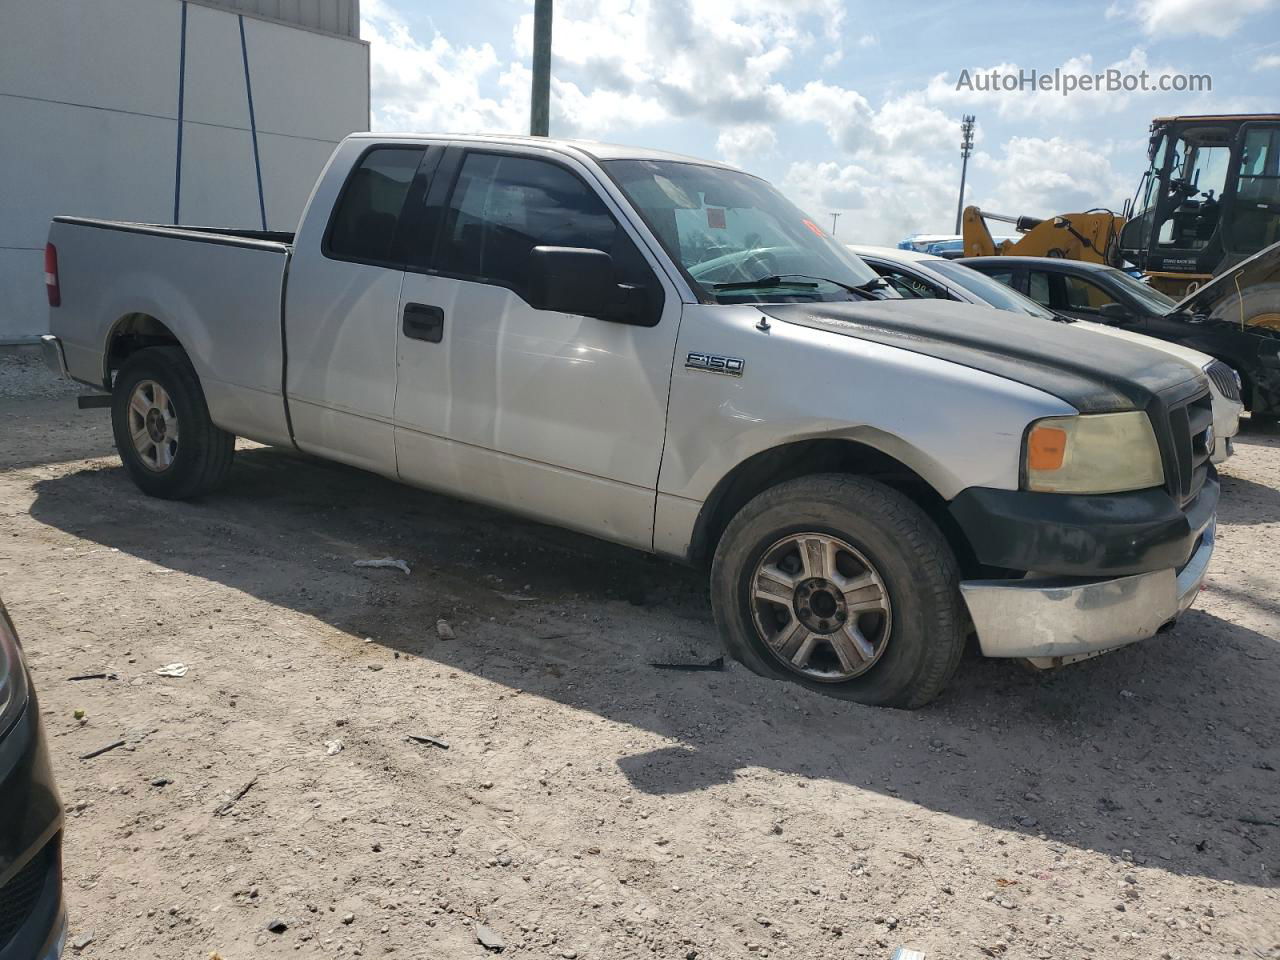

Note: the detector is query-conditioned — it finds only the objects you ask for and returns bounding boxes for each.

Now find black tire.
[111,346,234,499]
[710,474,965,709]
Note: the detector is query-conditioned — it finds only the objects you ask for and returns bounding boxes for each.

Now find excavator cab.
[1119,115,1280,294]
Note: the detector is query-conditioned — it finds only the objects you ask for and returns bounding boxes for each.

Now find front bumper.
[960,520,1215,660]
[0,682,66,960]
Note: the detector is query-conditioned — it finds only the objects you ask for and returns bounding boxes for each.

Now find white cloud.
[361,0,525,133]
[716,124,779,166]
[1254,53,1280,70]
[1106,0,1277,36]
[512,0,845,128]
[973,136,1133,218]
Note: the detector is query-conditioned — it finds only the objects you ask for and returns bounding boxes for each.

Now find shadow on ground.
[26,444,1280,888]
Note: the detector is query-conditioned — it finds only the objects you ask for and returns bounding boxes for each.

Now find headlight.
[0,600,30,736]
[1024,411,1164,494]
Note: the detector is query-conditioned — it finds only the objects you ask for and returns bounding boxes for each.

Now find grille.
[0,844,52,951]
[1164,390,1214,506]
[1205,360,1241,403]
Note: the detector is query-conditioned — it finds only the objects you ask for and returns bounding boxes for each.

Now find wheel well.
[105,314,182,388]
[687,438,977,574]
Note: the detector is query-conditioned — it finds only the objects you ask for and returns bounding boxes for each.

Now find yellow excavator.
[961,113,1280,322]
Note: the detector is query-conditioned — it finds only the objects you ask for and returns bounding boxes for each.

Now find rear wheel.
[111,346,234,499]
[711,474,966,709]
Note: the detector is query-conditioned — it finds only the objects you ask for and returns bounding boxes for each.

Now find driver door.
[391,148,683,550]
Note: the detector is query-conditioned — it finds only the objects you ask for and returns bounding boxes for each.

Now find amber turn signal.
[1027,425,1068,472]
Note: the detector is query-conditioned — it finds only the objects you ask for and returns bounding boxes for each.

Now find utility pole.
[530,0,552,136]
[954,114,975,234]
[830,212,841,237]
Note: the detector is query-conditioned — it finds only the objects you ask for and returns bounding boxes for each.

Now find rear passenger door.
[392,147,682,550]
[284,144,441,476]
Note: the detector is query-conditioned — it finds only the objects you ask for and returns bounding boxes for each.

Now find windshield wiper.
[709,274,876,299]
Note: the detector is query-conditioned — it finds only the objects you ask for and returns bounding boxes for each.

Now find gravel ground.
[1,363,1278,960]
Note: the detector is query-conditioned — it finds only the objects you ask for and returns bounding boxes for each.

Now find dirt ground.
[2,352,1278,960]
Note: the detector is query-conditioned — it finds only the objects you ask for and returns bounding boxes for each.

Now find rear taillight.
[45,243,60,307]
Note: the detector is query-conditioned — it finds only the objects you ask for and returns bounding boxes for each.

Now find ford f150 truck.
[42,134,1219,708]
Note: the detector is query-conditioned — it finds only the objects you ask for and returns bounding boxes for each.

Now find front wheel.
[710,474,966,709]
[111,346,235,499]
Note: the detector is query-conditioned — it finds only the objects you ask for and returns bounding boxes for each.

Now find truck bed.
[48,216,295,447]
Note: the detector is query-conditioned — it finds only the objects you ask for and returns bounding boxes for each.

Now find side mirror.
[1098,302,1131,325]
[528,246,615,316]
[527,246,655,324]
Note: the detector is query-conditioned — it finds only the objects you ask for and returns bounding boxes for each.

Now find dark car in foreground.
[959,255,1280,417]
[0,600,65,960]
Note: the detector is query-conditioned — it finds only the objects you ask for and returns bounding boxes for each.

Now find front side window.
[327,148,424,264]
[603,159,881,303]
[434,153,652,302]
[1099,267,1178,315]
[1061,275,1118,313]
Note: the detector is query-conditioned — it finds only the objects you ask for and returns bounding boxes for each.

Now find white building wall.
[0,0,368,341]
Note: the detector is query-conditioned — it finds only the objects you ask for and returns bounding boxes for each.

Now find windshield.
[602,159,883,303]
[927,259,1057,319]
[1100,267,1179,315]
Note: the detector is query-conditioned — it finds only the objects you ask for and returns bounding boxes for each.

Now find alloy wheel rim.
[128,379,180,471]
[749,532,892,681]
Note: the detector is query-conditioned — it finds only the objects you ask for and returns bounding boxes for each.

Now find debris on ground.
[354,557,411,576]
[73,708,85,720]
[474,922,504,952]
[406,733,450,750]
[324,739,343,756]
[265,918,288,934]
[649,656,725,671]
[213,776,259,816]
[891,949,926,960]
[154,663,188,677]
[70,931,94,951]
[436,619,455,640]
[79,740,125,760]
[68,672,116,681]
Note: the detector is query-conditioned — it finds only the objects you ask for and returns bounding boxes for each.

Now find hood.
[1171,241,1280,323]
[1075,319,1212,370]
[762,299,1201,414]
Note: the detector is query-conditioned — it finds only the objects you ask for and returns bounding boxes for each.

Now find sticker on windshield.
[706,207,726,229]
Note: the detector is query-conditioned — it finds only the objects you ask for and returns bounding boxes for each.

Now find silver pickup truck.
[42,133,1219,708]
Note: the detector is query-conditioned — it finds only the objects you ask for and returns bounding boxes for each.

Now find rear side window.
[1027,271,1050,305]
[434,152,653,302]
[873,266,945,299]
[327,148,424,264]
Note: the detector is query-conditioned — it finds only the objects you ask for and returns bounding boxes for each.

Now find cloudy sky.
[361,0,1280,244]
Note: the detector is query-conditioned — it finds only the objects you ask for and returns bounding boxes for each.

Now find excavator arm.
[961,206,1126,264]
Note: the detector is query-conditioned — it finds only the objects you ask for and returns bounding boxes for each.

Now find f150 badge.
[686,352,745,377]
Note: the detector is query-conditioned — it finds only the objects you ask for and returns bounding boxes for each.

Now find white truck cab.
[42,133,1219,707]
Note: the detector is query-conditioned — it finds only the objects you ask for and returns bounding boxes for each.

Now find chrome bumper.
[40,334,68,379]
[960,521,1215,661]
